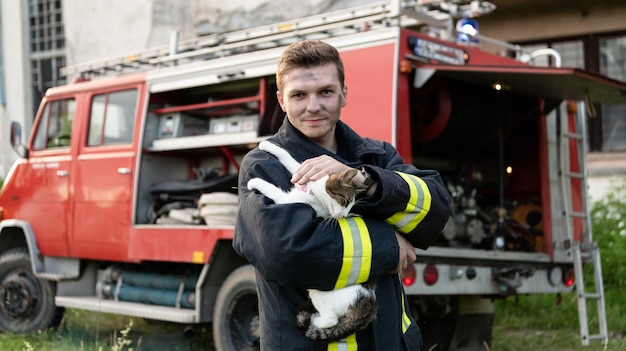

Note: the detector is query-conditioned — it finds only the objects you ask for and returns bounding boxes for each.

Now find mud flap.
[448,313,493,351]
[401,322,423,351]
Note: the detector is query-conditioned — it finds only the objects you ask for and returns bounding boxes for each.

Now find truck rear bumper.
[404,247,574,295]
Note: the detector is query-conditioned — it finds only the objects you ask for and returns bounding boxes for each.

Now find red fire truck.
[1,1,624,350]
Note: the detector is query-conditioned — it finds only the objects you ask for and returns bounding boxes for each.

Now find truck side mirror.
[10,121,28,158]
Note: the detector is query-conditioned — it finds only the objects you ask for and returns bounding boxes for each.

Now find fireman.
[234,40,451,350]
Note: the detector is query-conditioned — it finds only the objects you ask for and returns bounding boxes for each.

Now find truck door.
[70,88,140,260]
[24,97,76,256]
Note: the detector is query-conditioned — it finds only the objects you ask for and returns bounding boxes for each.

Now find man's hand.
[291,155,352,185]
[392,231,416,274]
[290,156,377,196]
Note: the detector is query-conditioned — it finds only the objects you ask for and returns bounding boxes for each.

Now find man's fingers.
[393,232,416,274]
[292,156,350,184]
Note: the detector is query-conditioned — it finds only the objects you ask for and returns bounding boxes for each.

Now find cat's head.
[308,169,360,218]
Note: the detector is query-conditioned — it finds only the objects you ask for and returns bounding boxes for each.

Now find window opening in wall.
[521,35,626,152]
[599,35,626,151]
[551,41,585,68]
[522,40,584,68]
[29,0,66,116]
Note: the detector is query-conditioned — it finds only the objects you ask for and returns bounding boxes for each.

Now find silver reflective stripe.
[394,174,425,229]
[346,218,364,286]
[337,341,348,351]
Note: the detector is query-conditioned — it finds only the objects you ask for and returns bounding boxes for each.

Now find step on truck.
[1,1,625,350]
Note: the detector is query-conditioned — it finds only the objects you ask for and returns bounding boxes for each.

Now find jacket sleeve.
[233,148,399,291]
[356,141,451,250]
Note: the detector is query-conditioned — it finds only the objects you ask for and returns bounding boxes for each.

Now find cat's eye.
[338,195,350,207]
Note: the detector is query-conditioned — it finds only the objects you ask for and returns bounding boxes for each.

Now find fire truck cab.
[1,1,625,350]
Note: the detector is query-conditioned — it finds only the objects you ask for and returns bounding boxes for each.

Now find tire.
[417,315,456,351]
[0,248,64,332]
[411,295,494,351]
[409,296,455,351]
[213,265,260,351]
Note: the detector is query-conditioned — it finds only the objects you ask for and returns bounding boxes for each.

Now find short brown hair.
[276,40,345,92]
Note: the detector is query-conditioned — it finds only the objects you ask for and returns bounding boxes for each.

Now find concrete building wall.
[0,0,33,177]
[481,1,626,43]
[63,0,156,65]
[61,0,372,67]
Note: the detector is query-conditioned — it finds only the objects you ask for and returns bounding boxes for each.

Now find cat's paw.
[258,140,272,151]
[311,314,339,329]
[296,310,313,330]
[247,178,262,191]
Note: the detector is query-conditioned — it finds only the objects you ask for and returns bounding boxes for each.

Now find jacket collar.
[271,117,385,164]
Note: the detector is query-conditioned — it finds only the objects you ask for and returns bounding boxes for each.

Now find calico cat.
[247,140,378,342]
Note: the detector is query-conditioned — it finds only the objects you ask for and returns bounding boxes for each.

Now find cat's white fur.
[308,284,371,329]
[248,140,373,330]
[247,141,354,218]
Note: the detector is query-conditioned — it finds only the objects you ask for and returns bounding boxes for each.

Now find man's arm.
[356,142,452,250]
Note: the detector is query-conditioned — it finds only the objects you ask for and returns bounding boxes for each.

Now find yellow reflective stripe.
[335,217,372,289]
[354,218,373,284]
[386,172,432,233]
[400,288,412,333]
[327,333,358,351]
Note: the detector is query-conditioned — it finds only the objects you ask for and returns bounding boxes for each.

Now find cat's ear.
[339,169,359,185]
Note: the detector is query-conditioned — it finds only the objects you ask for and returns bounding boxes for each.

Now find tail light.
[423,264,439,286]
[401,265,416,286]
[0,206,3,221]
[399,59,412,74]
[563,267,575,287]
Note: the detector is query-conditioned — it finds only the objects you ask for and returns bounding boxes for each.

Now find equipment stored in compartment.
[157,112,208,139]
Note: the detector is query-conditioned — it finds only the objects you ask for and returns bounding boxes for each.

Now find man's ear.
[276,90,287,112]
[341,85,348,107]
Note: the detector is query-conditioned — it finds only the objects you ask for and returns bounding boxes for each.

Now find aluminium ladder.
[59,0,495,78]
[558,101,608,346]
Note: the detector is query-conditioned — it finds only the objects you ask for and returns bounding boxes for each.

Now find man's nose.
[306,96,322,112]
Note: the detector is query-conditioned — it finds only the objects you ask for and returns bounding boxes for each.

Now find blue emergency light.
[456,18,479,45]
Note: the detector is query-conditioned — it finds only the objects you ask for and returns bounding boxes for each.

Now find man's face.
[277,63,347,150]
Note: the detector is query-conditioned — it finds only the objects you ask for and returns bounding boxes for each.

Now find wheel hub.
[0,272,39,318]
[230,291,260,348]
[250,314,260,339]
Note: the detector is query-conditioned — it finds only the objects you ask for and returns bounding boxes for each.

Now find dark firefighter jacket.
[234,118,451,351]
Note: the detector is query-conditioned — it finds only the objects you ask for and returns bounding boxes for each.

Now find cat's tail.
[297,286,378,343]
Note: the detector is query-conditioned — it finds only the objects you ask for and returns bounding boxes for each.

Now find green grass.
[492,291,625,350]
[0,310,215,351]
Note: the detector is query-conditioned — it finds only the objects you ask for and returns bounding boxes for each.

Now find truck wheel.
[213,265,260,351]
[0,248,64,332]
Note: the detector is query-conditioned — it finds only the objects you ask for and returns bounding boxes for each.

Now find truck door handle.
[117,167,132,175]
[56,170,69,177]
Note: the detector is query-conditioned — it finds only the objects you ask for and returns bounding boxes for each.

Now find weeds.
[8,316,138,351]
[107,319,135,351]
